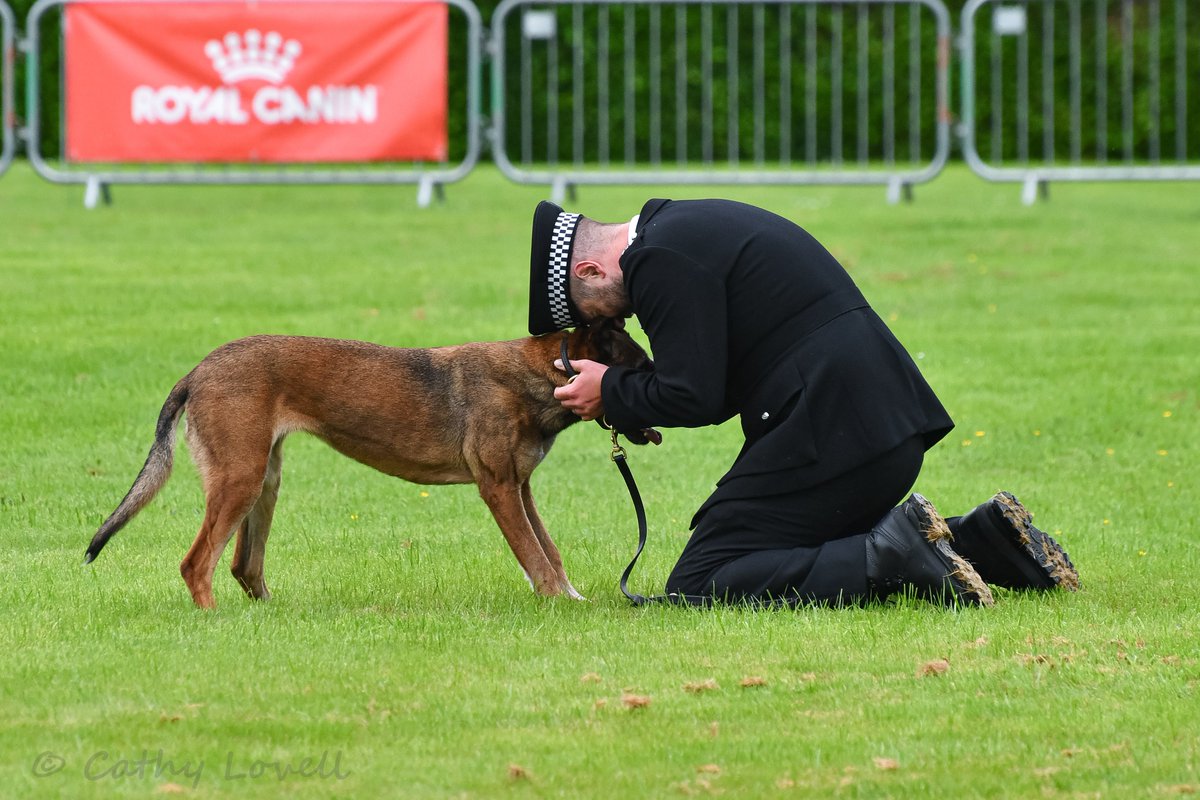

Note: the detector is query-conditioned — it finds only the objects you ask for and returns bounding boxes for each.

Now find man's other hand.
[553,358,608,421]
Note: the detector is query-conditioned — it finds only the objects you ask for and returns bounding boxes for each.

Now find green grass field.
[1,162,1197,798]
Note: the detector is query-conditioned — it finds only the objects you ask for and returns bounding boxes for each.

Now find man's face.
[569,252,632,324]
[578,271,632,323]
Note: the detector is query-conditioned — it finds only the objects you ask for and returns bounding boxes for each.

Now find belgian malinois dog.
[84,320,656,608]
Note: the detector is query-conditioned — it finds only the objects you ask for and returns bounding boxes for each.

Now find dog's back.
[187,335,562,483]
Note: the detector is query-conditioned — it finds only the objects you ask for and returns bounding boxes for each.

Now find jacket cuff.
[600,365,643,432]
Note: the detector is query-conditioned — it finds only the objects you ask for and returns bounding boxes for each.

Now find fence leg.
[886,177,914,205]
[83,176,112,209]
[416,176,445,208]
[1021,175,1048,206]
[550,176,575,205]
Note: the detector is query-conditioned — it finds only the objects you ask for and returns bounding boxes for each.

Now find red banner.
[65,2,448,163]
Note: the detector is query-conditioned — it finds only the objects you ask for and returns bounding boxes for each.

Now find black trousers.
[664,435,926,606]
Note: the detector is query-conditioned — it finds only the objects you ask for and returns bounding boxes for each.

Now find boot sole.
[994,492,1081,591]
[909,494,995,607]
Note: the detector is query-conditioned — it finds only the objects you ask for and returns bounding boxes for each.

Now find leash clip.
[610,426,626,461]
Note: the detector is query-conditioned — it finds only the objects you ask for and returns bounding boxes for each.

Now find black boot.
[865,494,994,607]
[947,492,1080,591]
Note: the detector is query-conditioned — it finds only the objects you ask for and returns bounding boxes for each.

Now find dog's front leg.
[521,481,585,600]
[476,478,562,596]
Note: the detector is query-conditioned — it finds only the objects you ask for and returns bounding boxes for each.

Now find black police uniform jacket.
[600,199,954,525]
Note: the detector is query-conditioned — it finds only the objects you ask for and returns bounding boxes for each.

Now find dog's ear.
[586,317,653,372]
[590,318,627,363]
[586,316,621,341]
[579,318,611,361]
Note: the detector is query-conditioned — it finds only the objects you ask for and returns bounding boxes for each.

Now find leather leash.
[559,333,710,607]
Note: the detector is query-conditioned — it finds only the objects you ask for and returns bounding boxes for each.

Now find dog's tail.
[84,375,191,564]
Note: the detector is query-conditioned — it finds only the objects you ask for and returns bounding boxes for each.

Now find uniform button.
[761,411,770,420]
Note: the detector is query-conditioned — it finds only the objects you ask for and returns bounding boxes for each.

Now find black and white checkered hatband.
[548,212,581,329]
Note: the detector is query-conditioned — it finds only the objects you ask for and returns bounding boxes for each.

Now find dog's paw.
[561,580,587,601]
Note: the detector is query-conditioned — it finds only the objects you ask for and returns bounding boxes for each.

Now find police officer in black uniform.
[529,198,1078,607]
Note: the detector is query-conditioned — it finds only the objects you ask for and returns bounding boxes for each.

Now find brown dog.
[84,320,655,608]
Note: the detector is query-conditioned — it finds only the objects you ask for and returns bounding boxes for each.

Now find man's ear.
[572,259,604,281]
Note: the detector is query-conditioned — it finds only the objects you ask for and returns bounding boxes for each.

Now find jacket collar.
[635,199,671,233]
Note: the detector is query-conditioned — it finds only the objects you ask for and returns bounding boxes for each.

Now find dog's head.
[576,317,653,372]
[571,318,661,446]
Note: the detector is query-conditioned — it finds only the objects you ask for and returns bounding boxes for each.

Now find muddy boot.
[947,492,1080,591]
[865,494,994,607]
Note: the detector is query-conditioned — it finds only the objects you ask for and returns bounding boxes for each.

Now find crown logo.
[204,30,301,85]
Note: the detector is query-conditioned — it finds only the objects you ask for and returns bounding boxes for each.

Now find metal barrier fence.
[22,0,483,207]
[1,0,14,178]
[960,0,1200,204]
[490,0,953,203]
[8,0,1199,203]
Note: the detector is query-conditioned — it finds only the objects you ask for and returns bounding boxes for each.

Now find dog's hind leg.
[521,481,584,600]
[180,463,267,610]
[230,440,283,601]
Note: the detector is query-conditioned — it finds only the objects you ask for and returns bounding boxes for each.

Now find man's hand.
[553,358,608,421]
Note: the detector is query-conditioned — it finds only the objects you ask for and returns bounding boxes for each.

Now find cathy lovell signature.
[32,749,350,787]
